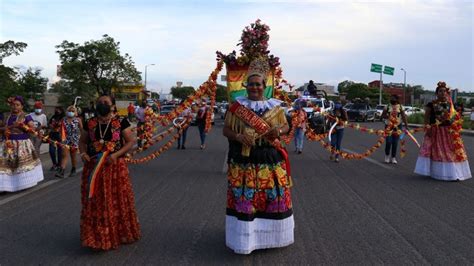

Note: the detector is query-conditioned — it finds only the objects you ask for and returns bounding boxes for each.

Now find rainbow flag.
[226,65,274,102]
[87,151,109,199]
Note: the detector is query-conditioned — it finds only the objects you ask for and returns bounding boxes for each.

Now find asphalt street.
[1,118,473,265]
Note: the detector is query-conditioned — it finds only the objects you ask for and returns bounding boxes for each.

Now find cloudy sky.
[1,0,473,93]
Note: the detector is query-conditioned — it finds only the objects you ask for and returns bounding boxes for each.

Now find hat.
[34,101,43,108]
[246,57,270,82]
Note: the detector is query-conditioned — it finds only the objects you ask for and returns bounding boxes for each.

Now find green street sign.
[383,65,395,76]
[370,63,383,73]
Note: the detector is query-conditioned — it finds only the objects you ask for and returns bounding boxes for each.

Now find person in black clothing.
[48,107,65,171]
[196,101,209,149]
[307,80,317,96]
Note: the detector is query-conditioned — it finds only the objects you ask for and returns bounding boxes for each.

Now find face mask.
[35,109,42,114]
[390,100,396,105]
[96,103,111,116]
[67,112,75,118]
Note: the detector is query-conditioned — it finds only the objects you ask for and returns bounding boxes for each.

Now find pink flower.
[112,131,120,141]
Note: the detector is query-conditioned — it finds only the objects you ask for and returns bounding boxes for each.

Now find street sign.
[383,65,395,76]
[370,63,383,73]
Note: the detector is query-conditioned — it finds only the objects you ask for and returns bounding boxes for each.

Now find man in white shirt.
[28,101,48,156]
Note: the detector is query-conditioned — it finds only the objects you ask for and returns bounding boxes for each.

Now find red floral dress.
[80,117,141,250]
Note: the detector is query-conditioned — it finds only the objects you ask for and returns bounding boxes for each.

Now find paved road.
[1,119,473,265]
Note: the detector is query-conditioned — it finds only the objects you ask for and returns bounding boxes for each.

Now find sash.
[87,151,109,199]
[229,102,291,176]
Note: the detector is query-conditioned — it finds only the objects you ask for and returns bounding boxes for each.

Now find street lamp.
[400,68,407,105]
[144,64,155,90]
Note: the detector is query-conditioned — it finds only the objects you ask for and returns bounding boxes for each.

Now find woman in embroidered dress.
[223,59,293,254]
[0,96,44,192]
[414,82,471,181]
[78,95,140,250]
[56,106,82,178]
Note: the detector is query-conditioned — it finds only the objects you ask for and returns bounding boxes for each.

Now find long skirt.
[414,126,471,181]
[226,143,294,254]
[0,139,44,192]
[80,158,141,250]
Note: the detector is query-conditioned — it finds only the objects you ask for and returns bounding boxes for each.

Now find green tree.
[0,40,28,112]
[17,67,48,99]
[216,84,228,102]
[50,80,97,107]
[337,80,355,94]
[56,34,141,96]
[346,83,389,103]
[151,92,160,99]
[0,40,27,63]
[170,86,195,100]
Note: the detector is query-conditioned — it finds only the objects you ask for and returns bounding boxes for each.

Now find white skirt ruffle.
[414,156,472,181]
[226,215,294,255]
[0,163,44,192]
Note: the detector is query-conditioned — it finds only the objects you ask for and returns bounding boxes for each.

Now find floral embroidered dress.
[0,113,44,192]
[62,117,81,148]
[80,117,141,250]
[225,97,294,254]
[414,101,471,181]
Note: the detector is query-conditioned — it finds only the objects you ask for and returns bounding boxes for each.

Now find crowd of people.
[0,68,472,254]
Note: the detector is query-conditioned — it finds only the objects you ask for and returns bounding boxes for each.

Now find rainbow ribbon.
[87,151,109,199]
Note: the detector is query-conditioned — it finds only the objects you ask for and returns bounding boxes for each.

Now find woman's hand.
[81,153,91,163]
[267,127,281,139]
[107,153,118,165]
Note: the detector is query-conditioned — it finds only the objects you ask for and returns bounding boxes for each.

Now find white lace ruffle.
[235,96,282,113]
[226,215,295,255]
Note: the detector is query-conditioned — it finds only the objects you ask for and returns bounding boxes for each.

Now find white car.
[375,104,387,120]
[403,106,425,116]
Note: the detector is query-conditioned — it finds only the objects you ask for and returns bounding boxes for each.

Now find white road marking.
[0,167,83,206]
[343,148,394,170]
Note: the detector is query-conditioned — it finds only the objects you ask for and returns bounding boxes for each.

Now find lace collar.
[235,96,282,114]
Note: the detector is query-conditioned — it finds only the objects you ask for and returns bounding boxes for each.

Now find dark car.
[160,105,176,115]
[347,103,376,122]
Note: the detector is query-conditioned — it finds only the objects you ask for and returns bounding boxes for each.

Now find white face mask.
[67,112,75,118]
[35,109,42,114]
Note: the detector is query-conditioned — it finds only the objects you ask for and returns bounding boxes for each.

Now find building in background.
[368,80,413,105]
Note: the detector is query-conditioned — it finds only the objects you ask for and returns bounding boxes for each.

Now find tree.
[0,40,28,112]
[50,80,97,107]
[150,92,160,99]
[17,67,48,99]
[170,86,195,100]
[346,83,389,103]
[216,84,228,102]
[56,34,141,96]
[0,65,25,112]
[0,40,27,63]
[337,80,355,94]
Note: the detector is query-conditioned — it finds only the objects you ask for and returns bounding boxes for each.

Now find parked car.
[375,104,387,121]
[343,103,353,112]
[347,103,376,122]
[403,106,425,116]
[159,105,176,115]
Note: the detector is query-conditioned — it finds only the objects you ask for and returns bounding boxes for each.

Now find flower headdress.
[246,57,270,83]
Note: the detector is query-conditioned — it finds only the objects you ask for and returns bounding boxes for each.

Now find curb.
[408,124,474,137]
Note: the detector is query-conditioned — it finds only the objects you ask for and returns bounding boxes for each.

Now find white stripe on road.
[343,148,394,170]
[0,167,83,206]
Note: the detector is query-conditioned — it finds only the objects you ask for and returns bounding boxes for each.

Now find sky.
[1,0,473,93]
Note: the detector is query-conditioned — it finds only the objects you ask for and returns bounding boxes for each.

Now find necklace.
[98,118,112,144]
